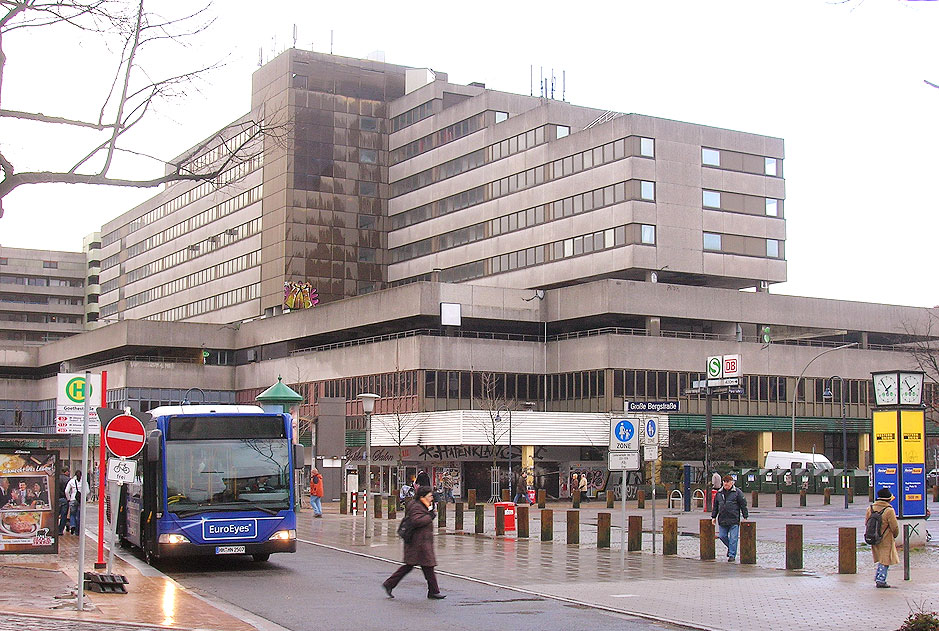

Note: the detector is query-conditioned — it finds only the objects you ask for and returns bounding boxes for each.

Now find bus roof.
[147,404,266,417]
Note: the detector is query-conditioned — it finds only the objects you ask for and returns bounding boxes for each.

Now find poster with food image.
[0,449,58,554]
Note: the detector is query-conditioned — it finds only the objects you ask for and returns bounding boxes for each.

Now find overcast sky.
[1,0,937,307]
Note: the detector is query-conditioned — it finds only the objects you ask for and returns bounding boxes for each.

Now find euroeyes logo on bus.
[203,519,258,540]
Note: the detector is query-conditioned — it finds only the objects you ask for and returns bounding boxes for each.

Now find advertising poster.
[900,409,927,518]
[0,449,58,554]
[872,409,899,509]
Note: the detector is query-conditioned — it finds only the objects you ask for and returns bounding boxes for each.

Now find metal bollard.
[455,502,464,530]
[537,489,546,509]
[567,510,579,545]
[517,505,529,538]
[340,493,347,515]
[606,490,614,509]
[838,527,856,574]
[468,488,477,509]
[437,501,446,528]
[663,517,678,555]
[824,488,831,505]
[700,518,715,560]
[496,505,506,536]
[799,490,807,507]
[637,489,645,509]
[475,504,484,534]
[501,489,510,502]
[627,515,642,551]
[775,491,783,507]
[751,491,759,509]
[786,524,803,569]
[541,509,553,541]
[740,521,756,564]
[572,490,581,509]
[597,512,611,548]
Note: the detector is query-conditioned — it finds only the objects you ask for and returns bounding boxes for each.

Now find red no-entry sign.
[104,414,146,458]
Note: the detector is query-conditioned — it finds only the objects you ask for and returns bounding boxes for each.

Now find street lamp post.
[790,342,858,452]
[357,393,380,540]
[823,376,849,510]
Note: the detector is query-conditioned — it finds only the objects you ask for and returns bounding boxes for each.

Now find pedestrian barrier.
[637,489,646,509]
[663,517,677,555]
[387,495,396,519]
[340,493,347,514]
[606,490,614,509]
[475,504,484,534]
[501,489,510,502]
[567,510,579,545]
[824,488,831,505]
[932,485,938,503]
[572,490,581,509]
[668,489,683,509]
[751,490,759,508]
[691,488,706,509]
[495,502,516,532]
[517,505,529,538]
[775,491,783,507]
[799,490,807,507]
[437,501,446,528]
[496,505,505,536]
[455,502,464,530]
[468,488,477,509]
[542,508,554,541]
[838,527,856,574]
[740,521,756,564]
[537,489,546,508]
[699,518,715,560]
[597,512,611,548]
[786,524,803,569]
[374,493,382,519]
[84,572,128,594]
[627,515,642,551]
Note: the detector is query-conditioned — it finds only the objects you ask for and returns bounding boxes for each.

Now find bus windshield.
[165,439,290,514]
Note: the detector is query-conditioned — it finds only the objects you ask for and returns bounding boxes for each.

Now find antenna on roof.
[258,47,263,67]
[530,65,533,97]
[551,69,555,99]
[293,24,297,48]
[563,70,566,101]
[539,66,544,98]
[330,29,334,54]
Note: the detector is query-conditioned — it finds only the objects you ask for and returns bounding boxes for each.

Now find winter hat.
[877,488,894,500]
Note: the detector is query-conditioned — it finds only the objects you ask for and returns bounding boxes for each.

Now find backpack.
[397,516,415,543]
[864,507,887,545]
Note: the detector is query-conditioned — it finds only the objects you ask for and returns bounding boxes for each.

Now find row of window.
[391,135,653,230]
[438,223,651,283]
[0,312,82,324]
[0,275,82,287]
[145,283,260,322]
[391,100,435,132]
[125,250,261,309]
[702,147,781,177]
[703,232,783,259]
[182,123,260,174]
[703,189,782,218]
[391,180,655,264]
[122,218,261,286]
[101,155,262,247]
[120,186,262,267]
[389,112,486,165]
[0,331,71,343]
[0,293,82,305]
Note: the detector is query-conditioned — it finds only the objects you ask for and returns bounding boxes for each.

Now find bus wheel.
[252,553,270,562]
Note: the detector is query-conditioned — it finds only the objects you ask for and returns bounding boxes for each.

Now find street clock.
[899,372,925,406]
[872,372,898,406]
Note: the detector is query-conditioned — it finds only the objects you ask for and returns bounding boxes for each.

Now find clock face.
[900,372,924,406]
[873,373,899,406]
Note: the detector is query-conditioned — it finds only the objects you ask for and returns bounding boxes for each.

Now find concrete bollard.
[517,505,529,538]
[468,488,477,509]
[700,518,715,560]
[824,488,831,505]
[607,490,615,509]
[847,488,854,504]
[637,489,645,509]
[933,485,939,503]
[572,490,581,509]
[340,493,347,514]
[663,517,678,555]
[751,491,759,508]
[838,527,857,574]
[775,491,783,508]
[374,494,382,518]
[567,510,579,545]
[597,512,611,548]
[437,501,446,528]
[786,524,803,570]
[388,495,397,520]
[799,490,807,507]
[542,509,554,541]
[740,521,756,564]
[537,489,546,508]
[475,504,484,534]
[627,515,642,551]
[496,505,506,536]
[501,489,510,502]
[455,502,464,530]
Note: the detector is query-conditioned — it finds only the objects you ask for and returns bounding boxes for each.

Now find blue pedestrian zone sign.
[610,419,638,451]
[645,419,656,440]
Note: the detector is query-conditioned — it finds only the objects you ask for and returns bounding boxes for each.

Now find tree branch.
[0,108,118,129]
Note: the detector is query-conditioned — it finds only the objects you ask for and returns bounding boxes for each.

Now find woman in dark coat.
[382,486,445,599]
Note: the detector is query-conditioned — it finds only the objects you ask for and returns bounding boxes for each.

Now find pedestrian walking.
[570,472,579,498]
[578,470,589,502]
[416,469,430,488]
[711,474,748,562]
[56,469,69,535]
[513,472,529,505]
[382,487,446,600]
[64,470,87,535]
[309,467,324,518]
[866,488,900,588]
[441,471,454,503]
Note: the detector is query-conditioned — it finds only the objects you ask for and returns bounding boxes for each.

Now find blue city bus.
[120,405,303,563]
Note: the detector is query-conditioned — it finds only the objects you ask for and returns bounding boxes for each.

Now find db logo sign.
[724,357,737,374]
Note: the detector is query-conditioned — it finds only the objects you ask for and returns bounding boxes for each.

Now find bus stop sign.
[104,414,146,458]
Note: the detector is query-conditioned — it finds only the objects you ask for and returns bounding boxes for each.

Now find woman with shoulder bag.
[382,486,446,600]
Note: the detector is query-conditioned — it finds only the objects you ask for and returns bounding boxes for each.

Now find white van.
[763,451,834,471]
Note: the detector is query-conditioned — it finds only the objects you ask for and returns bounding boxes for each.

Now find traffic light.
[761,326,771,344]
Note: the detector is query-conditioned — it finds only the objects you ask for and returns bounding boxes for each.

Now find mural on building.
[283,281,319,309]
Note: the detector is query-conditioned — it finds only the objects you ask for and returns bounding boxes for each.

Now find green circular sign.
[65,377,92,403]
[707,357,722,379]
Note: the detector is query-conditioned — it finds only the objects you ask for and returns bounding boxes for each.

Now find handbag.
[397,516,416,543]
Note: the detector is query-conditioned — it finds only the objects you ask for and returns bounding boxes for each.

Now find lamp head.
[357,393,379,414]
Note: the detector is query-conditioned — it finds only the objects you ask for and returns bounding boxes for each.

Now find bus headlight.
[268,529,296,541]
[158,533,190,544]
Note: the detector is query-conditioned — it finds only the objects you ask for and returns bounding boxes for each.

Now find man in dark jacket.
[711,474,748,562]
[383,487,446,600]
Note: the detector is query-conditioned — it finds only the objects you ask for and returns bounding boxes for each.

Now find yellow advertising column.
[900,409,927,517]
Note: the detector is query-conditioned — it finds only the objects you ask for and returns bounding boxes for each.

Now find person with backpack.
[308,468,324,518]
[711,474,749,562]
[866,488,900,588]
[382,486,446,600]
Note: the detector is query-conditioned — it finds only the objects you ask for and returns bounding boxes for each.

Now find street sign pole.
[651,455,657,554]
[621,475,627,567]
[77,371,90,612]
[96,371,107,570]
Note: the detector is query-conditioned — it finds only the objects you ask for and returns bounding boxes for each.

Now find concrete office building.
[1,50,936,497]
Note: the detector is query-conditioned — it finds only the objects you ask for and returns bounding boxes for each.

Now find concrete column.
[645,316,661,337]
[859,433,871,469]
[757,431,773,464]
[860,331,869,350]
[521,445,534,478]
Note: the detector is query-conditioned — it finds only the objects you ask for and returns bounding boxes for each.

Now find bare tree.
[374,369,425,489]
[902,309,939,420]
[0,1,285,218]
[470,372,515,498]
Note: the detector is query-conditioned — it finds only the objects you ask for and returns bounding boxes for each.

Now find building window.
[640,181,655,201]
[766,239,780,258]
[42,261,58,269]
[641,225,656,245]
[702,190,721,208]
[703,232,721,251]
[495,111,509,124]
[640,137,654,158]
[765,198,779,217]
[764,157,778,176]
[556,125,570,139]
[702,148,720,166]
[0,258,6,265]
[359,149,378,164]
[360,117,379,131]
[359,181,378,197]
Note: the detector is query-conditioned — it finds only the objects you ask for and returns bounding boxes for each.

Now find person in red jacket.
[309,468,324,518]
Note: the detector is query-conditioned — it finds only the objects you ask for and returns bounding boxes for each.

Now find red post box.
[495,502,516,531]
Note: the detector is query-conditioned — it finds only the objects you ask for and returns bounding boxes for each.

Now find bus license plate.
[215,546,245,555]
